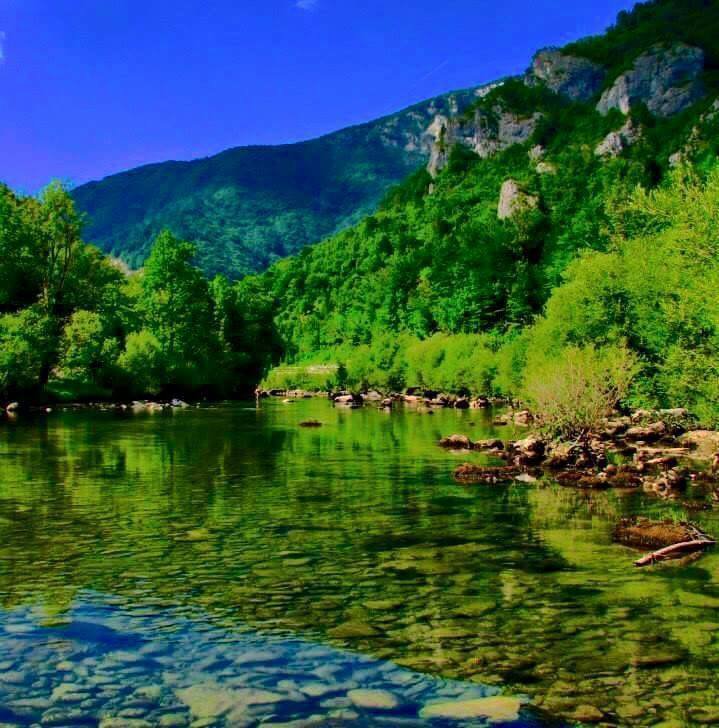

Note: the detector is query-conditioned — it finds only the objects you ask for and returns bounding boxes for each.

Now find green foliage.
[523,344,638,437]
[0,307,56,398]
[0,186,280,402]
[139,230,217,390]
[59,310,120,386]
[565,0,719,89]
[523,165,719,425]
[117,330,165,396]
[255,2,719,426]
[7,0,719,422]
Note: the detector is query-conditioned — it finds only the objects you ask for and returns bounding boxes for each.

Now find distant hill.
[71,88,486,278]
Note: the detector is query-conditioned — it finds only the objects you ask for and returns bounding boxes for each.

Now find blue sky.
[2,0,635,192]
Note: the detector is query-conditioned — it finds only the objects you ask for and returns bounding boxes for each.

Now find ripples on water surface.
[1,400,719,726]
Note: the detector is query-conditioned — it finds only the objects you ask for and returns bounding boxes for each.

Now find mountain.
[251,0,719,424]
[71,87,489,278]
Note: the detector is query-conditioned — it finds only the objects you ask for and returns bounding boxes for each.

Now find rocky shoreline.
[1,399,194,417]
[258,387,719,566]
[255,387,507,411]
[437,405,719,567]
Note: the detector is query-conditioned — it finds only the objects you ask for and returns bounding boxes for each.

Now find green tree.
[59,310,120,386]
[117,330,164,396]
[0,307,56,399]
[139,230,217,391]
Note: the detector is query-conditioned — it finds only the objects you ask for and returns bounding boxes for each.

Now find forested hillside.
[257,0,719,425]
[71,88,483,278]
[5,0,719,429]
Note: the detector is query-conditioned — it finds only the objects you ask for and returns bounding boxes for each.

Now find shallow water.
[1,401,719,726]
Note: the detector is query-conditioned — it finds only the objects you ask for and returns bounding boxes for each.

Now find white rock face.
[597,43,704,117]
[526,48,606,101]
[426,107,542,177]
[535,161,556,175]
[595,119,642,158]
[497,179,538,220]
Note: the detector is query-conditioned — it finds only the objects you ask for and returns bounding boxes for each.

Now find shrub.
[523,344,637,437]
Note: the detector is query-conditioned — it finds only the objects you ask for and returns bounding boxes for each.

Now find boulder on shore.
[473,438,504,451]
[678,430,719,459]
[334,393,363,407]
[513,410,534,425]
[512,437,546,465]
[625,421,668,442]
[439,434,473,450]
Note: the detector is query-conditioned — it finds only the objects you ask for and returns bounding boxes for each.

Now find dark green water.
[1,400,719,726]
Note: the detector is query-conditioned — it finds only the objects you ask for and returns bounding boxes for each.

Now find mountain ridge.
[72,84,490,278]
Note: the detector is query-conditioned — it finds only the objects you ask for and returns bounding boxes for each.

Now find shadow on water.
[0,400,719,725]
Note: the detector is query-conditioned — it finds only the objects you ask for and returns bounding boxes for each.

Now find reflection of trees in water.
[2,402,718,724]
[0,404,561,624]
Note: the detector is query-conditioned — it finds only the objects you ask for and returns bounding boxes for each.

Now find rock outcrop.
[427,107,542,176]
[594,118,642,158]
[525,48,606,102]
[597,43,705,117]
[497,180,539,220]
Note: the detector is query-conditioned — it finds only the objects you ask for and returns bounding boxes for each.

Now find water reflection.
[1,401,719,725]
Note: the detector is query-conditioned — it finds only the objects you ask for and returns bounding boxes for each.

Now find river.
[1,400,718,726]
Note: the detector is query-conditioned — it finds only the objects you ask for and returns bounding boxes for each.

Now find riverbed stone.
[175,683,283,718]
[347,689,399,710]
[328,621,380,639]
[420,695,522,721]
[569,704,604,722]
[158,713,188,727]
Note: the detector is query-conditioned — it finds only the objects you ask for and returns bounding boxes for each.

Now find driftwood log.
[634,538,716,567]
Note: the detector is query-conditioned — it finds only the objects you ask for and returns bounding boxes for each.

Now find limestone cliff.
[597,43,705,117]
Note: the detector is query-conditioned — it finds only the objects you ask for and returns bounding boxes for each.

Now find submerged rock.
[613,517,700,550]
[328,621,380,639]
[346,689,399,710]
[420,696,522,721]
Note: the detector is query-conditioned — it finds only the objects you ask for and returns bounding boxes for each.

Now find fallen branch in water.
[634,538,716,567]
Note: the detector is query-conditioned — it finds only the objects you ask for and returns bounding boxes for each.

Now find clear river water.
[1,400,719,727]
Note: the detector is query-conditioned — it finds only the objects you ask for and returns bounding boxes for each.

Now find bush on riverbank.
[523,345,637,437]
